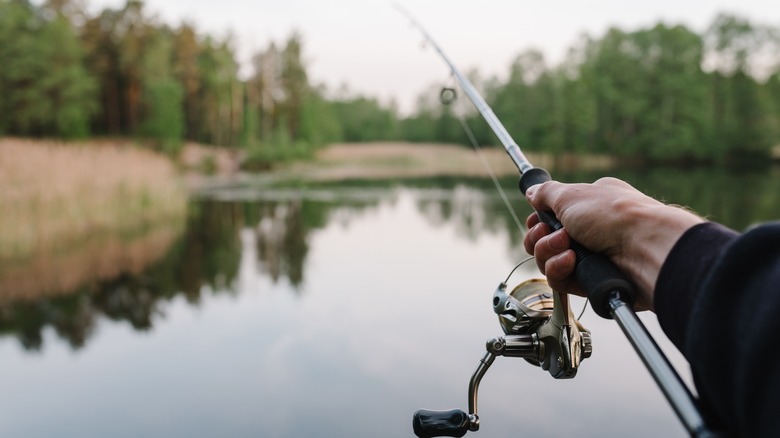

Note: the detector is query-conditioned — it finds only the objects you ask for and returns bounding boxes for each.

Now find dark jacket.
[655,222,780,436]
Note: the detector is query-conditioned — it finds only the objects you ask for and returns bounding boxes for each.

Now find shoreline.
[268,142,618,183]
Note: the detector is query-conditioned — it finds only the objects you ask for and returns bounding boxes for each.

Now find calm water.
[1,167,778,437]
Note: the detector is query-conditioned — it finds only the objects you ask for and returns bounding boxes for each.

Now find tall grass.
[0,138,187,261]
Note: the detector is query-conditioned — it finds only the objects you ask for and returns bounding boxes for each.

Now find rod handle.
[519,168,635,319]
[412,409,470,438]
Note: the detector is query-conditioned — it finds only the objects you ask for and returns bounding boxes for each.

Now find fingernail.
[526,186,537,200]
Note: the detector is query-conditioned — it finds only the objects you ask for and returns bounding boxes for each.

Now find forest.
[2,0,780,164]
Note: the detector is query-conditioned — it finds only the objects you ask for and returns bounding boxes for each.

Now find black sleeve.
[654,222,780,436]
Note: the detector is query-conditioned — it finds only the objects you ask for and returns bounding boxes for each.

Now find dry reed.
[0,138,187,260]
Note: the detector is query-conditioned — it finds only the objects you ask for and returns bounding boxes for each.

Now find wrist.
[619,203,704,311]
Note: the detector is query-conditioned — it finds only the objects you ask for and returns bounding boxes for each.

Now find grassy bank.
[0,138,187,262]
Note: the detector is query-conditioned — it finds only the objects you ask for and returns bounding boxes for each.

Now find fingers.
[533,229,570,273]
[544,250,577,293]
[522,213,583,296]
[523,218,547,255]
[524,221,570,271]
[525,211,541,230]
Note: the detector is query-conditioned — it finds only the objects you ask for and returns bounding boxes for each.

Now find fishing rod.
[396,5,714,438]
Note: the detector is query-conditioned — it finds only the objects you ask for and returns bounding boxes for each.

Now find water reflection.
[415,185,526,248]
[2,168,778,352]
[0,169,778,437]
[0,224,182,304]
[0,203,241,350]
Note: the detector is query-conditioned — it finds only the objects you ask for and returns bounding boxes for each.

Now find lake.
[1,166,778,437]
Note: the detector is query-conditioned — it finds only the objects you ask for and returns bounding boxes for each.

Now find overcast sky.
[86,0,779,112]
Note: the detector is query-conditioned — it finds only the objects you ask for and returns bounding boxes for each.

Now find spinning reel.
[412,261,592,437]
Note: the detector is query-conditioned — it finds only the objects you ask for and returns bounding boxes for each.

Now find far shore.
[258,142,620,183]
[182,140,780,191]
[5,138,779,191]
[249,142,780,186]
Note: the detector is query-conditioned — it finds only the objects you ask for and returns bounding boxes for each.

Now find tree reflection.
[248,195,379,288]
[411,177,532,251]
[0,201,243,351]
[1,169,777,352]
[254,201,308,286]
[175,202,244,302]
[0,194,377,351]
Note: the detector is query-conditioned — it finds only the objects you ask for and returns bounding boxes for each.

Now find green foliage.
[399,112,437,142]
[244,142,312,170]
[141,78,185,153]
[329,96,399,142]
[575,24,711,159]
[243,121,313,170]
[138,29,185,153]
[1,1,779,165]
[197,37,241,146]
[299,93,343,146]
[0,0,96,139]
[491,49,560,152]
[393,14,780,164]
[199,155,217,174]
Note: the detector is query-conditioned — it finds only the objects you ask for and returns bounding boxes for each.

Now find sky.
[86,0,780,113]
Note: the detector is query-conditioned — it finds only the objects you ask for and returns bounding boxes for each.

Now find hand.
[523,177,704,312]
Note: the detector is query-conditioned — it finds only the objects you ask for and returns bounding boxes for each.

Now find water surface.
[1,168,778,437]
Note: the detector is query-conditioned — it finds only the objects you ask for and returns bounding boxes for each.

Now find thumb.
[525,180,561,212]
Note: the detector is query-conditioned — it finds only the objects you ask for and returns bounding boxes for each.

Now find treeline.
[409,15,780,163]
[1,0,780,164]
[479,17,780,163]
[0,0,353,160]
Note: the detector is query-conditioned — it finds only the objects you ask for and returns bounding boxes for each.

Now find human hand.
[523,177,704,312]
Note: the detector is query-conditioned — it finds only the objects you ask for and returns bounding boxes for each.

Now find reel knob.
[412,409,473,437]
[580,331,593,359]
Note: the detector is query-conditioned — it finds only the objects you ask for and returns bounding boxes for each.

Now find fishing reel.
[412,261,592,437]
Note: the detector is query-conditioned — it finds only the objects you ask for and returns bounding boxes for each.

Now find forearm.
[654,222,780,435]
[654,222,738,350]
[617,203,704,311]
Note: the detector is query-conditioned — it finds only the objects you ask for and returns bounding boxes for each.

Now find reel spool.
[493,278,592,377]
[494,279,554,366]
[495,279,553,335]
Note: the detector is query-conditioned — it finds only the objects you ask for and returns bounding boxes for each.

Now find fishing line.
[442,81,586,318]
[503,256,535,284]
[577,298,590,320]
[443,78,526,234]
[503,256,589,321]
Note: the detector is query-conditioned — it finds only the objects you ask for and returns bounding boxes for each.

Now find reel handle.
[519,168,636,319]
[412,409,471,438]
